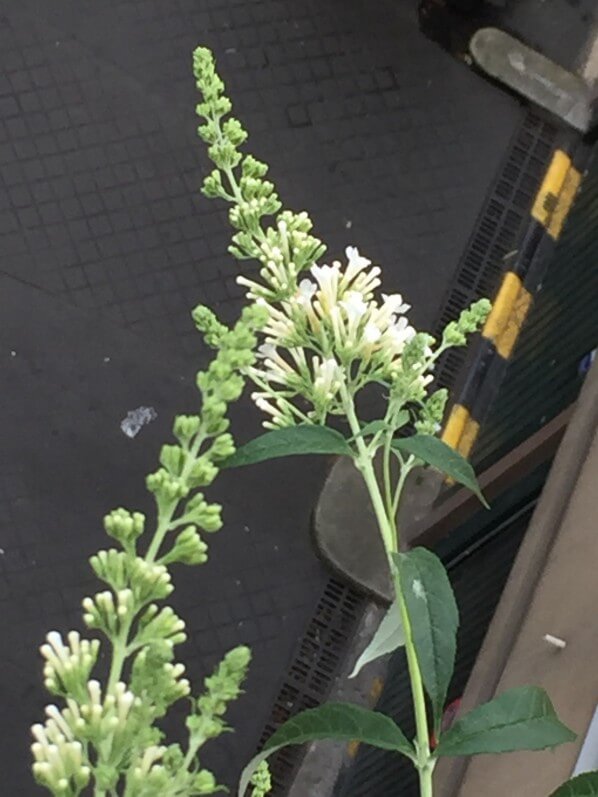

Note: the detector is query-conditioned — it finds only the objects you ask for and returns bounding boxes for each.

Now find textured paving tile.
[1,0,523,343]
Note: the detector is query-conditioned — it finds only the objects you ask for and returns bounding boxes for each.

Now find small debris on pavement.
[120,406,158,438]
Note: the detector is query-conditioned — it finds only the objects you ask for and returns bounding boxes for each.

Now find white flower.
[385,316,416,354]
[297,279,316,303]
[340,291,368,323]
[311,263,341,312]
[382,293,410,315]
[262,304,295,342]
[343,246,372,284]
[257,343,276,359]
[313,357,344,400]
[351,266,382,301]
[251,392,290,428]
[363,322,382,344]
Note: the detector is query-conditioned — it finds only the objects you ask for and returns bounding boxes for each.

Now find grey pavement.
[1,0,524,335]
[0,0,539,793]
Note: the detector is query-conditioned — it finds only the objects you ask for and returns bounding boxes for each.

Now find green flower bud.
[442,298,491,347]
[242,154,269,179]
[202,169,225,199]
[173,414,201,445]
[159,444,187,476]
[414,388,449,435]
[40,631,100,698]
[103,508,145,552]
[192,305,228,347]
[210,432,235,461]
[197,645,251,716]
[222,117,248,147]
[135,604,186,649]
[197,122,217,145]
[217,373,244,402]
[251,762,272,796]
[89,550,173,604]
[194,769,219,794]
[185,456,217,488]
[146,468,190,502]
[130,647,190,716]
[161,526,208,566]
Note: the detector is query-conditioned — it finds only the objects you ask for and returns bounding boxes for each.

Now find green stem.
[396,576,433,789]
[341,388,393,555]
[107,627,130,693]
[102,428,209,762]
[382,431,395,537]
[341,387,433,797]
[146,429,207,563]
[392,455,413,518]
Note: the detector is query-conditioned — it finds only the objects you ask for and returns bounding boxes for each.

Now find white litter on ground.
[120,406,158,438]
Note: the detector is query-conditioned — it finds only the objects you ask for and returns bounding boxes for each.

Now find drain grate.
[434,109,558,390]
[258,578,367,793]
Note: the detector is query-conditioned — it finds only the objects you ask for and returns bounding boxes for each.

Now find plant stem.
[396,575,433,794]
[342,387,433,797]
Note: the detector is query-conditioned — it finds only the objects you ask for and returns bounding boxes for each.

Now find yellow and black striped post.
[442,147,583,460]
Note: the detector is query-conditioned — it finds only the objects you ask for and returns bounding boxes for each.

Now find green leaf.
[223,425,353,468]
[351,411,409,442]
[349,599,405,678]
[391,435,488,507]
[395,548,458,729]
[350,419,388,441]
[435,686,576,757]
[550,773,598,796]
[238,703,414,795]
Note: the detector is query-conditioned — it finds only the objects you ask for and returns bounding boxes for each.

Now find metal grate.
[434,109,558,390]
[472,144,598,469]
[258,578,367,794]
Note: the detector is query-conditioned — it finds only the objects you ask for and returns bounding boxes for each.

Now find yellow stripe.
[547,165,581,240]
[442,405,479,470]
[531,150,571,227]
[483,272,522,342]
[347,678,385,758]
[456,416,480,459]
[371,677,384,702]
[495,286,533,358]
[347,740,360,758]
[482,271,532,359]
[441,404,470,450]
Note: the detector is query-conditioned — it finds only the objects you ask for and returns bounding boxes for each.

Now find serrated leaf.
[391,435,488,507]
[435,686,576,757]
[349,599,405,678]
[223,425,353,468]
[394,548,458,729]
[238,703,414,795]
[550,773,598,796]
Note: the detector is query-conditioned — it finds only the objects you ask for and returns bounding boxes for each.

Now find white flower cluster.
[241,240,426,427]
[32,681,139,794]
[41,631,100,696]
[32,723,91,795]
